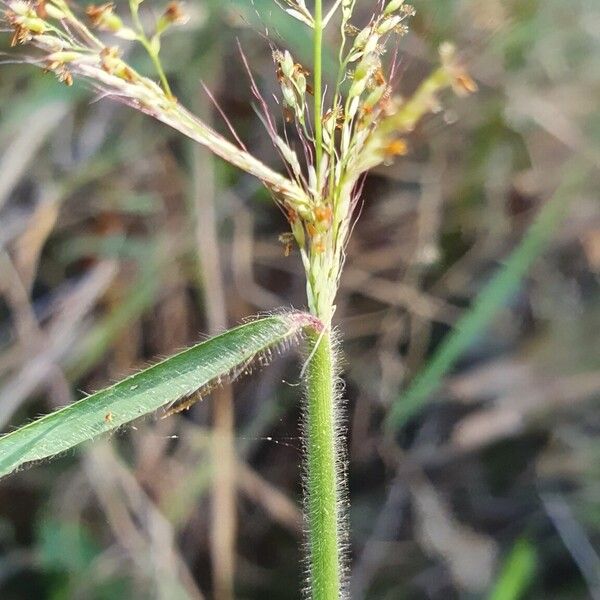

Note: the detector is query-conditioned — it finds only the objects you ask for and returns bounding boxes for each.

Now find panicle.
[267,0,474,321]
[2,0,476,324]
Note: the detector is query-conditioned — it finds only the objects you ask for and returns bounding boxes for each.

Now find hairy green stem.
[305,328,342,599]
[313,0,324,178]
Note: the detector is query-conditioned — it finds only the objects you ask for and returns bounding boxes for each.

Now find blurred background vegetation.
[0,0,599,598]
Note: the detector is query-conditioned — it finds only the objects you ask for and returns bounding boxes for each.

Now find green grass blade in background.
[386,164,588,431]
[0,313,311,478]
[488,539,537,600]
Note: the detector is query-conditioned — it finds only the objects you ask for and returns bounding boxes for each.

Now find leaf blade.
[0,313,312,478]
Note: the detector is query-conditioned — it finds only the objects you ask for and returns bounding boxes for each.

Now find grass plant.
[0,0,476,596]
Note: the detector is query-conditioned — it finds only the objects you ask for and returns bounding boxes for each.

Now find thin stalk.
[128,0,173,97]
[305,328,342,599]
[144,39,174,98]
[313,0,324,178]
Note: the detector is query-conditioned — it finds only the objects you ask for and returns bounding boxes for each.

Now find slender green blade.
[488,539,537,600]
[0,313,311,478]
[386,163,589,431]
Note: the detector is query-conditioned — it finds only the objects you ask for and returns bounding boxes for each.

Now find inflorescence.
[2,0,476,323]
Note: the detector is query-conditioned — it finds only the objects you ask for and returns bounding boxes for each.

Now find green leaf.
[488,539,537,600]
[0,313,313,478]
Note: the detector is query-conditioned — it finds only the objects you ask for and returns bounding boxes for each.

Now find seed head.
[1,0,476,325]
[315,205,333,228]
[86,2,123,32]
[5,0,47,46]
[383,0,405,15]
[439,42,479,96]
[163,1,188,24]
